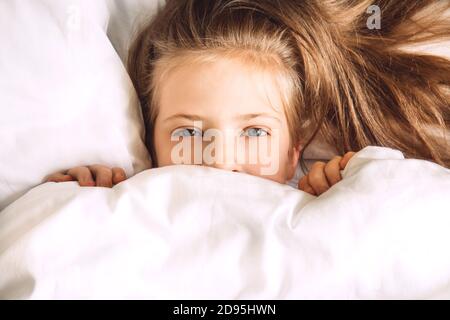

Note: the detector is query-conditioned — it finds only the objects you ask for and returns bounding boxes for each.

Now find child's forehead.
[154,51,290,119]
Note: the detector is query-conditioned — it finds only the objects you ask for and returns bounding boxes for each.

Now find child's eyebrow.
[163,114,204,122]
[163,113,281,123]
[235,113,281,123]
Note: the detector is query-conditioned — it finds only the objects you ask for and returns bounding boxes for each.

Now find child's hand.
[298,152,355,196]
[45,165,127,188]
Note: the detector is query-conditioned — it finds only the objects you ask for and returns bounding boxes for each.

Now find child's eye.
[171,128,202,137]
[241,128,270,137]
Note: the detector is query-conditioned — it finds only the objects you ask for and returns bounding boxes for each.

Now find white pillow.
[105,0,164,62]
[0,1,151,210]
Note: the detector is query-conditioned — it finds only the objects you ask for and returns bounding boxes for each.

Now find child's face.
[153,56,300,184]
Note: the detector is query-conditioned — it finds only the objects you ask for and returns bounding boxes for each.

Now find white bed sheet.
[1,146,450,299]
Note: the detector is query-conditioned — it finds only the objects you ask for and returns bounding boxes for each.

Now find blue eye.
[172,128,202,137]
[241,128,270,137]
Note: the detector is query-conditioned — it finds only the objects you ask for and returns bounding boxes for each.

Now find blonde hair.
[128,0,450,169]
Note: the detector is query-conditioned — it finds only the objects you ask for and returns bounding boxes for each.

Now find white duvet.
[1,146,450,299]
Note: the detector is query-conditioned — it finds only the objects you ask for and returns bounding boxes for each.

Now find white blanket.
[1,146,450,299]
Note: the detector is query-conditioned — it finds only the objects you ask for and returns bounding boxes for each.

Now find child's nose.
[209,162,242,173]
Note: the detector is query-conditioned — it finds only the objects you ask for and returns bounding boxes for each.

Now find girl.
[46,0,450,196]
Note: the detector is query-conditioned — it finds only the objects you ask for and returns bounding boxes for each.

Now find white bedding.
[1,146,450,299]
[0,0,151,210]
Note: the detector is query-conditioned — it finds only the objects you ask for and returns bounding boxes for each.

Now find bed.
[1,0,450,299]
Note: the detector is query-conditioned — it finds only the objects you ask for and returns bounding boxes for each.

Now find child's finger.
[298,175,316,196]
[324,156,342,186]
[307,161,330,195]
[67,167,95,187]
[112,167,127,185]
[339,151,356,170]
[88,165,113,188]
[45,172,74,183]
